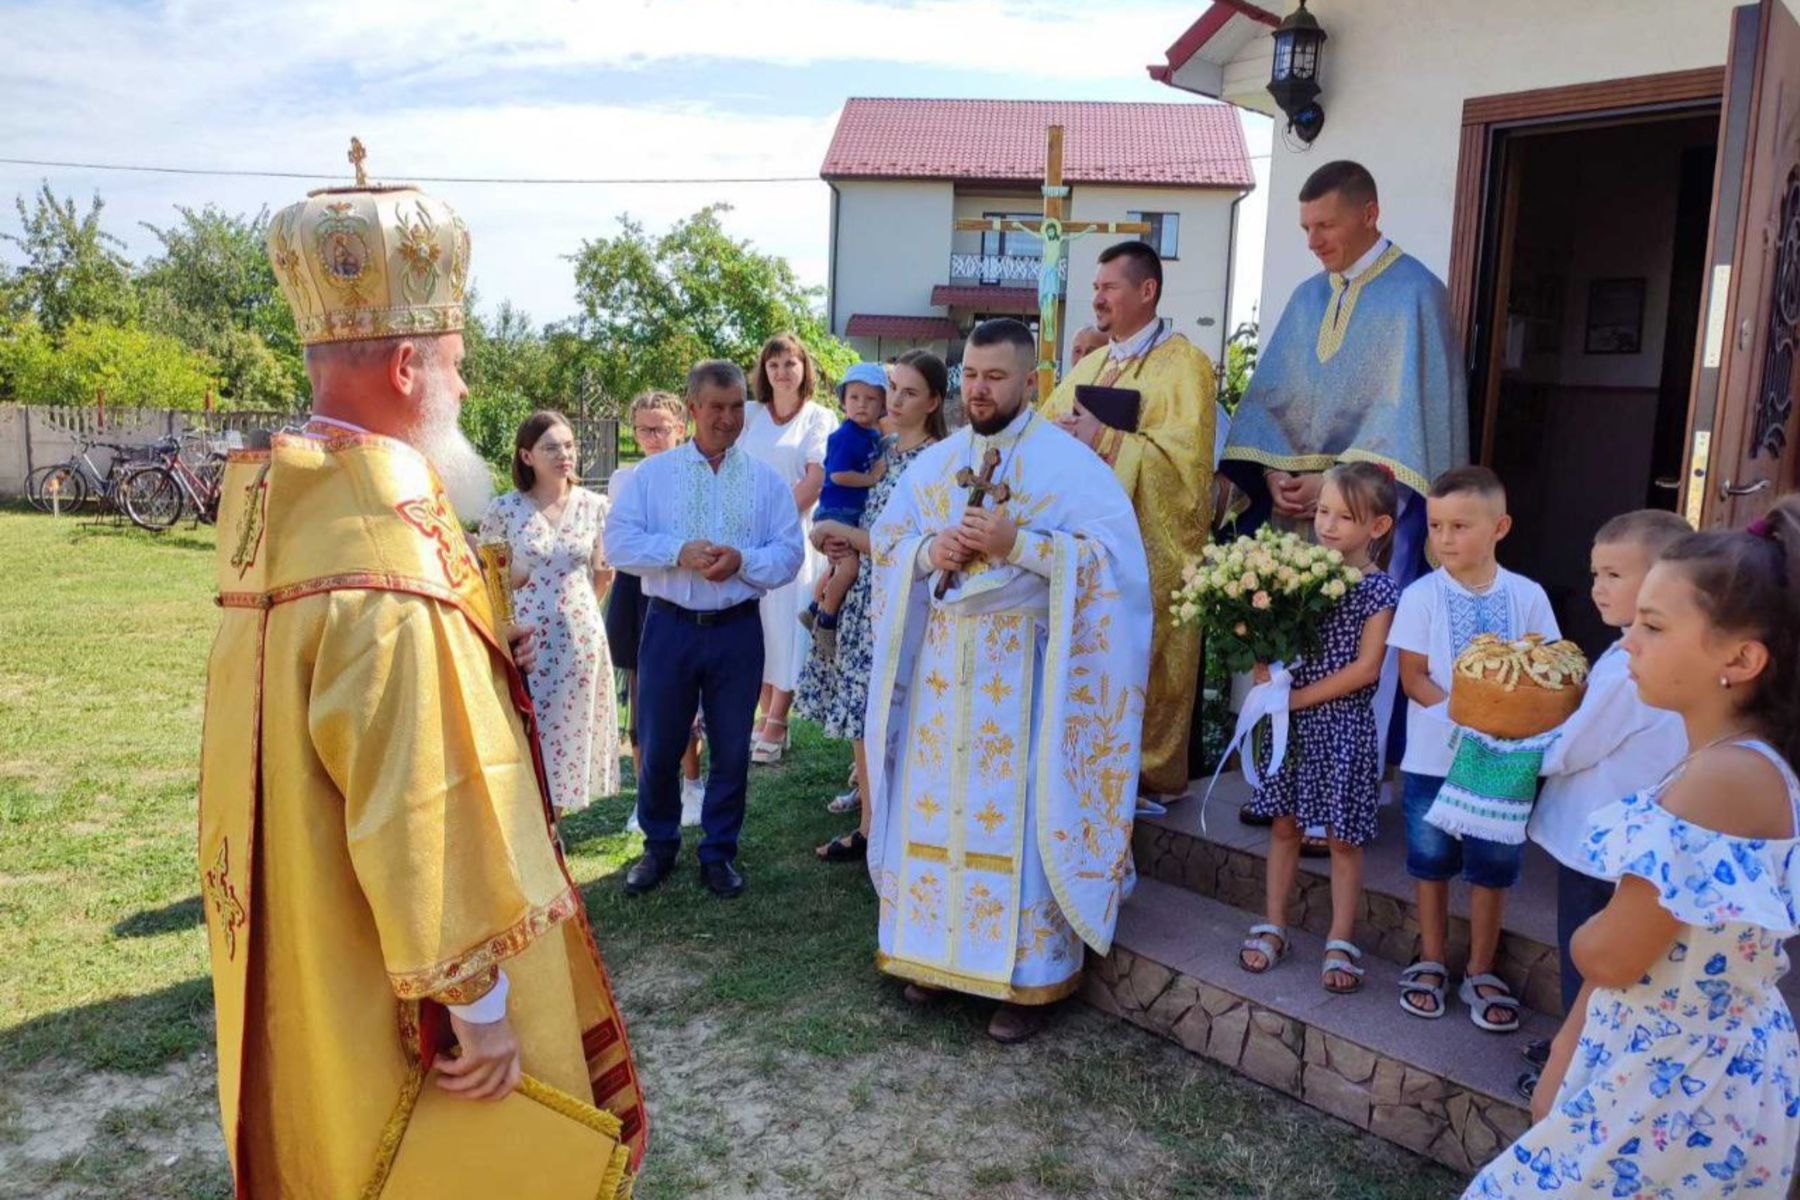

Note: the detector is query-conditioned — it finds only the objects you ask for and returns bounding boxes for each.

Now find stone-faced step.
[1088,877,1559,1176]
[1143,775,1566,1017]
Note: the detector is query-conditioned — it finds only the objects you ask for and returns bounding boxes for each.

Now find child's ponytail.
[1661,496,1800,768]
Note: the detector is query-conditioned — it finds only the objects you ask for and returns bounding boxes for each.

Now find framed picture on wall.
[1584,277,1646,355]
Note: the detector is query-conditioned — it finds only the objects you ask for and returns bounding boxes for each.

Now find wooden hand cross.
[934,446,1011,599]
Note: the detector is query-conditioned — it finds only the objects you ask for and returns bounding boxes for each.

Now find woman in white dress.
[739,334,838,763]
[478,410,621,812]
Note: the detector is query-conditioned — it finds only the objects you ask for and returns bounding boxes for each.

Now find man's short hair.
[966,319,1037,368]
[1595,508,1692,555]
[1098,240,1163,303]
[1299,160,1379,208]
[304,333,442,371]
[685,359,746,400]
[1429,464,1506,505]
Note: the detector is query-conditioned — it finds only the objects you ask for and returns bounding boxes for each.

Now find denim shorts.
[1402,771,1524,889]
[814,505,864,528]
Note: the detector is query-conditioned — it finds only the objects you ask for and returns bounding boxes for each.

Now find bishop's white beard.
[411,383,494,524]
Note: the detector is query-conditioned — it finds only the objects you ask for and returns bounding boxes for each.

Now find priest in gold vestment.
[197,157,645,1199]
[1042,241,1216,797]
[867,319,1150,1044]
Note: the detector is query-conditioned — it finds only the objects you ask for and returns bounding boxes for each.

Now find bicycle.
[118,434,228,531]
[26,438,149,516]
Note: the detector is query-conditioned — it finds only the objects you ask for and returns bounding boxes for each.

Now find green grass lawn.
[0,506,1461,1199]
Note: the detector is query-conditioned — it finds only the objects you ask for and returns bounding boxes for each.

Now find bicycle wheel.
[120,466,183,531]
[27,463,88,514]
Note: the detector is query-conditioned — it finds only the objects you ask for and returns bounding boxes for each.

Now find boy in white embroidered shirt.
[1388,466,1558,1035]
[1517,508,1690,1088]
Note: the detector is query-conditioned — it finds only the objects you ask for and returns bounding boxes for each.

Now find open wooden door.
[1686,0,1800,528]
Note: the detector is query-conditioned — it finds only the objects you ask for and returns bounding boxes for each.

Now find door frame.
[1447,69,1727,482]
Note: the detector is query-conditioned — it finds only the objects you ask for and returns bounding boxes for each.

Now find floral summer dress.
[1245,570,1400,846]
[479,487,621,811]
[1464,739,1800,1198]
[795,436,929,740]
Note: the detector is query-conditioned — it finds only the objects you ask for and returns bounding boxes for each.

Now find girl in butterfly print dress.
[1465,501,1800,1199]
[479,412,621,813]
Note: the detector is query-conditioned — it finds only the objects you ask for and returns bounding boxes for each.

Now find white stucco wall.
[1064,185,1243,367]
[1228,0,1756,327]
[828,179,955,338]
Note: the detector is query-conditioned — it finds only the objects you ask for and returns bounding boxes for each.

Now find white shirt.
[1387,565,1561,776]
[1340,236,1392,282]
[1529,642,1686,875]
[1106,316,1172,362]
[603,441,804,611]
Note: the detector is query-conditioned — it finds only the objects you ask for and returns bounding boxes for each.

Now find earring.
[1720,675,1732,690]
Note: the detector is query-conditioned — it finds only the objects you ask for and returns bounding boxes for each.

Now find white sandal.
[1321,940,1365,994]
[1460,973,1523,1033]
[1238,924,1288,974]
[1398,960,1448,1020]
[750,719,789,765]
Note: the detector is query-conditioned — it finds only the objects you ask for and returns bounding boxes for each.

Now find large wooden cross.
[954,125,1150,402]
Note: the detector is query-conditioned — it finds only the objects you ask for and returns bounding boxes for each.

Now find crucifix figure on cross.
[934,446,1012,599]
[954,125,1150,403]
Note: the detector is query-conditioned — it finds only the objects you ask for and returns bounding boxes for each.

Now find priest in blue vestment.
[1221,159,1467,591]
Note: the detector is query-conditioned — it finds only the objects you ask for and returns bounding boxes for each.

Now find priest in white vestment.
[864,319,1151,1043]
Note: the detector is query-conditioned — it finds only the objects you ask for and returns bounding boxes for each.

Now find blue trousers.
[636,601,763,866]
[1556,863,1616,1012]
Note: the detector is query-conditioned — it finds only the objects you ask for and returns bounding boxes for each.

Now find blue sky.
[0,0,1271,330]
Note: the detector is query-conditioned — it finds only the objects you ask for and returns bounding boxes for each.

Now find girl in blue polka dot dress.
[1238,462,1401,994]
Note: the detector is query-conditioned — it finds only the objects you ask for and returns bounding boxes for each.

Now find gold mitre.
[266,137,470,346]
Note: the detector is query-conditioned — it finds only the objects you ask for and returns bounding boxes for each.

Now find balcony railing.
[947,253,1066,288]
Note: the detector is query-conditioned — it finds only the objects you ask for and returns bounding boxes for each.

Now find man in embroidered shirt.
[1040,242,1216,798]
[868,318,1150,1043]
[1221,159,1467,592]
[605,360,805,900]
[199,173,645,1198]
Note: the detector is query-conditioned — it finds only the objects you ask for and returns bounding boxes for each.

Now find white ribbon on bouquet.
[1199,663,1294,836]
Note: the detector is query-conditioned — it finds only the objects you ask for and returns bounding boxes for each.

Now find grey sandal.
[1461,973,1523,1033]
[1238,923,1288,974]
[1398,960,1448,1019]
[1321,939,1366,994]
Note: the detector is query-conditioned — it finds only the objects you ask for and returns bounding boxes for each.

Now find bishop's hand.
[506,622,539,674]
[437,1012,523,1101]
[960,507,1018,561]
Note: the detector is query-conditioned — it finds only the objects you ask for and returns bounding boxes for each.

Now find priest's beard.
[969,394,1027,437]
[410,380,493,523]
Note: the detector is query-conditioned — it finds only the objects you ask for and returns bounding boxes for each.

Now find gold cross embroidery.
[395,493,477,589]
[204,841,247,960]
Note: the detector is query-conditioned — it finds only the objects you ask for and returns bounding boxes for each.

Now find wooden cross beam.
[953,125,1151,402]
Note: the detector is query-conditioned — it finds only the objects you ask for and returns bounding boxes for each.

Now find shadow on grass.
[113,895,205,939]
[0,977,214,1074]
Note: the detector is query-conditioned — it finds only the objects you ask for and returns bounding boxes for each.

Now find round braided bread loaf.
[1447,634,1590,740]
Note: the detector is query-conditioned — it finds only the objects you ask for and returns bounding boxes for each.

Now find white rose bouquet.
[1170,526,1365,675]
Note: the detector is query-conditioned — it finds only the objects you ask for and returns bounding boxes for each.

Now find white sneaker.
[680,778,705,827]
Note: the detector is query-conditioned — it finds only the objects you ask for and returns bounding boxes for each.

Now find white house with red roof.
[819,98,1255,372]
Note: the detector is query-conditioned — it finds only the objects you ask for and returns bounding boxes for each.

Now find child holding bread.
[1387,466,1558,1032]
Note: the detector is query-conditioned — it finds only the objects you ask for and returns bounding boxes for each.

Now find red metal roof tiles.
[820,98,1253,188]
[929,285,1038,313]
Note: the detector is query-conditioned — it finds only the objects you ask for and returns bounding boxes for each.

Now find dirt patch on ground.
[0,976,1439,1200]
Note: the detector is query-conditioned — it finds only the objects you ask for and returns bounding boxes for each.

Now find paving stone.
[1143,974,1201,1036]
[1323,1033,1377,1084]
[1171,1002,1212,1055]
[1370,1101,1444,1156]
[1369,1058,1405,1105]
[1240,1018,1302,1094]
[1124,956,1175,1014]
[1303,1063,1372,1129]
[1206,1000,1249,1068]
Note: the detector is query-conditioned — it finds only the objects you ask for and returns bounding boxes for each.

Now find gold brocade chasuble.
[198,431,645,1198]
[1041,333,1217,794]
[864,413,1151,1003]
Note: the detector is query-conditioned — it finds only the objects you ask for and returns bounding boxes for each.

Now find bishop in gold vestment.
[1043,256,1216,796]
[197,155,644,1199]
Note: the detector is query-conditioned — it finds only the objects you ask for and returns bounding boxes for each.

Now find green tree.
[1220,320,1258,415]
[568,205,854,412]
[137,205,305,409]
[0,184,138,333]
[0,318,217,409]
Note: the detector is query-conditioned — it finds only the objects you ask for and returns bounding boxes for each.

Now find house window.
[980,211,1042,260]
[1129,211,1180,261]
